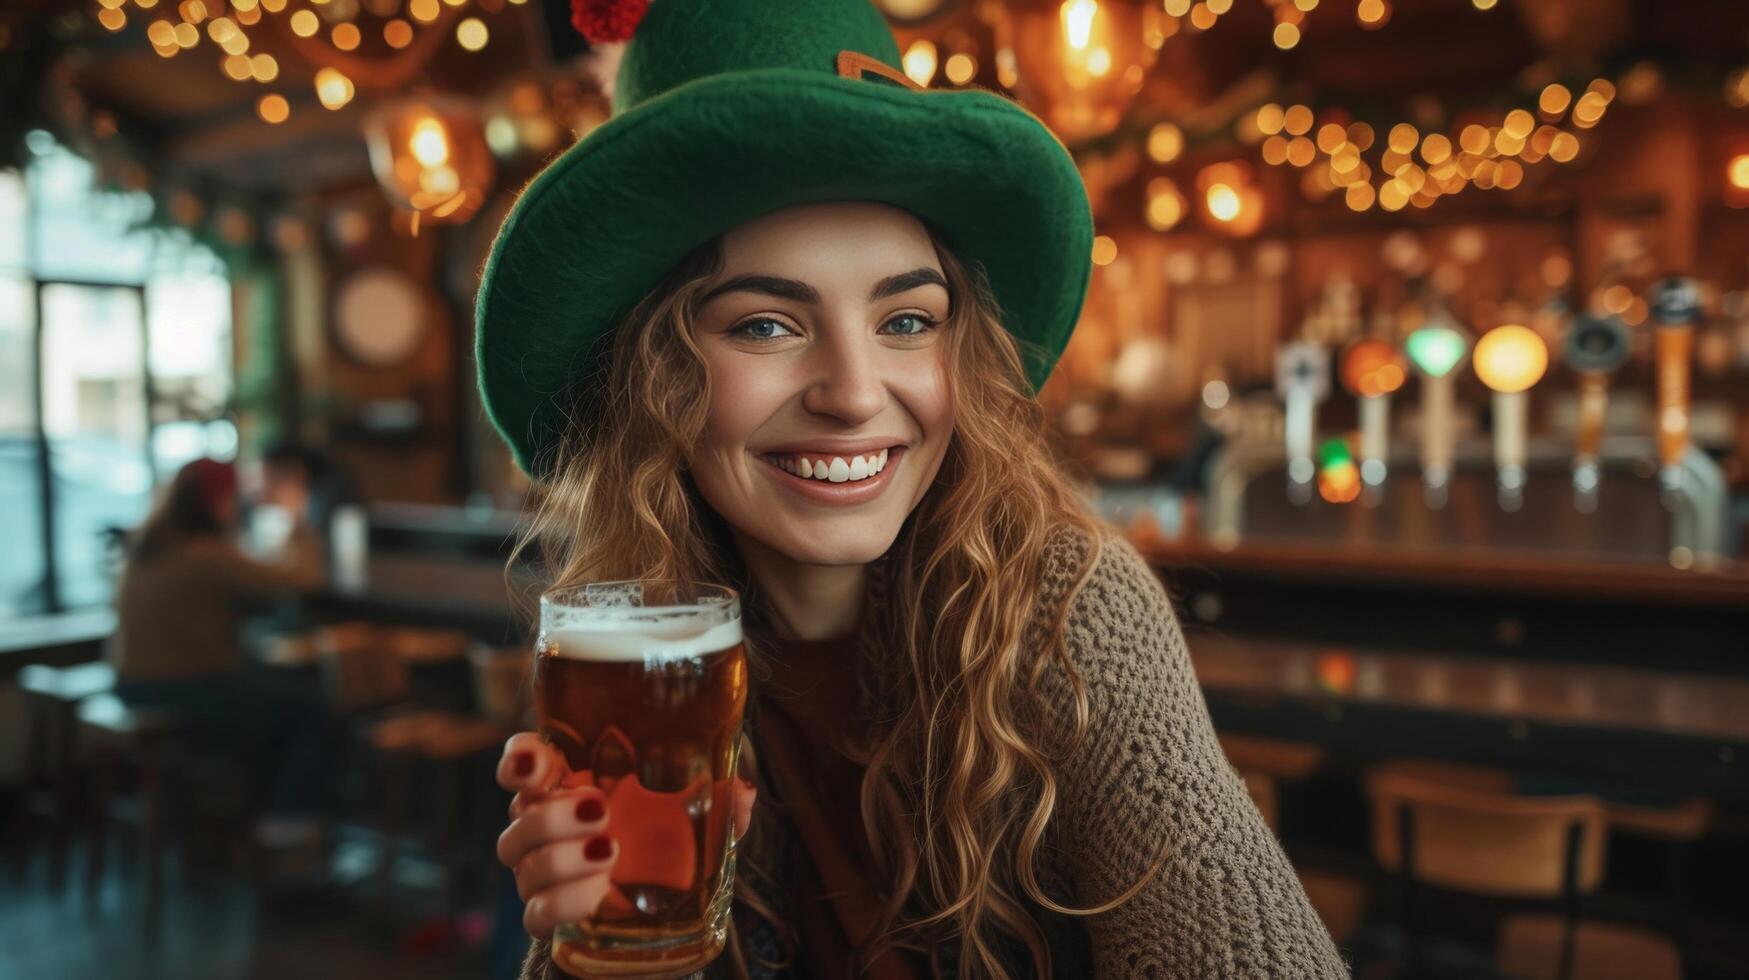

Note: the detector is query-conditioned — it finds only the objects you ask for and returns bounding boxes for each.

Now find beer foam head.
[544,612,742,663]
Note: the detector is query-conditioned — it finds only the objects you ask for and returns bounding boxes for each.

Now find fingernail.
[584,835,613,862]
[575,797,605,823]
[512,752,535,777]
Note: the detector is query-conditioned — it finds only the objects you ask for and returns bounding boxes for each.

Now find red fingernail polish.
[575,797,605,823]
[584,836,613,861]
[512,752,535,776]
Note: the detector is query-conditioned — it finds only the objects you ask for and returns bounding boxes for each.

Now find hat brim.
[475,68,1093,475]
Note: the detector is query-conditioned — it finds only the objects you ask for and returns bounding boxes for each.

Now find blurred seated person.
[109,457,339,849]
[249,439,361,554]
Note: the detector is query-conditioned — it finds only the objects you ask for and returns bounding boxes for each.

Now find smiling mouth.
[753,447,907,500]
[756,447,893,483]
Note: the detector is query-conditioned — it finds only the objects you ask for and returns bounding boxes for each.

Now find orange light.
[1729,153,1749,192]
[1341,340,1408,397]
[1473,324,1549,393]
[257,94,290,124]
[1147,122,1184,163]
[1207,183,1241,222]
[1315,651,1357,693]
[1318,466,1362,504]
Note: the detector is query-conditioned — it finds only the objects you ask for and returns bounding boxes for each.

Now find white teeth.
[764,449,896,484]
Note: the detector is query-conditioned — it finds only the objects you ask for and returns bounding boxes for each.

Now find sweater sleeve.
[1036,530,1349,979]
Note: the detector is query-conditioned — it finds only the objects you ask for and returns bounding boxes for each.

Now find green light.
[1319,437,1354,468]
[1406,326,1468,379]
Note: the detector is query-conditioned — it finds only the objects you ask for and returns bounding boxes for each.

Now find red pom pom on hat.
[571,0,651,44]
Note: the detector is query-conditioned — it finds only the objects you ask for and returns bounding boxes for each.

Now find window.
[1,134,235,617]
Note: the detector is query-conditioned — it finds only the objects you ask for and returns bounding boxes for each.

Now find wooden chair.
[1371,756,1513,794]
[1367,768,1609,980]
[77,692,183,945]
[15,662,115,892]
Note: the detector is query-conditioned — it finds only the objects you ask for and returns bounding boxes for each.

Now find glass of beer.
[534,580,747,979]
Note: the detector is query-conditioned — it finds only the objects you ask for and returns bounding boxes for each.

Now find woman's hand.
[495,732,757,941]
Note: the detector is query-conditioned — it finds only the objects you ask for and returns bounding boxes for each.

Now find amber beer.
[534,581,746,980]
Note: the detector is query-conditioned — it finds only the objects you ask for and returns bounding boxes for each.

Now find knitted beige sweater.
[520,527,1349,978]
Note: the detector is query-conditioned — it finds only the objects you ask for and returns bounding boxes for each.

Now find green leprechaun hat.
[475,0,1094,475]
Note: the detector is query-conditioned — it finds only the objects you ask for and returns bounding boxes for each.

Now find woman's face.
[688,201,955,567]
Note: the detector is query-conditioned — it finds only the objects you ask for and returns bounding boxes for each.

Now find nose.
[800,325,887,426]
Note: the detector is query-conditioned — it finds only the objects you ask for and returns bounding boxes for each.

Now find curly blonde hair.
[513,221,1161,979]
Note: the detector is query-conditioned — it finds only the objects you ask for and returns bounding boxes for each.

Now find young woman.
[110,457,337,841]
[479,2,1347,978]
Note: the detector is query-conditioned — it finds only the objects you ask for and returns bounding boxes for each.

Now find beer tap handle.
[1563,313,1629,514]
[1285,388,1314,503]
[1276,342,1329,507]
[1473,324,1548,514]
[1421,374,1454,509]
[1405,320,1467,511]
[1650,277,1701,509]
[1340,339,1407,506]
[1572,372,1607,510]
[1493,390,1528,511]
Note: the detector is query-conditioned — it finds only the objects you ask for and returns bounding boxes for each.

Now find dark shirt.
[754,619,932,980]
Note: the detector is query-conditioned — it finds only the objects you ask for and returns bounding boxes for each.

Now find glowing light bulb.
[409,117,450,167]
[315,67,355,109]
[902,39,937,86]
[1729,153,1749,192]
[1062,0,1097,49]
[1473,324,1549,393]
[1207,183,1241,222]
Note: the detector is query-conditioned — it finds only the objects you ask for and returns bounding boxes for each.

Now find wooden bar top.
[1136,535,1749,609]
[1187,630,1749,744]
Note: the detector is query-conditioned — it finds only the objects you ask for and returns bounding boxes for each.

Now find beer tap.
[1649,276,1701,508]
[1404,314,1469,509]
[1340,339,1408,505]
[1276,342,1330,506]
[1562,313,1630,513]
[1473,324,1549,512]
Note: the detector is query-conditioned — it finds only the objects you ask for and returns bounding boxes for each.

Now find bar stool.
[77,692,182,945]
[332,627,510,921]
[1366,767,1680,980]
[15,662,116,891]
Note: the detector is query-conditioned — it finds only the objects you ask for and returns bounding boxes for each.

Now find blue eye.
[729,317,797,341]
[883,313,940,336]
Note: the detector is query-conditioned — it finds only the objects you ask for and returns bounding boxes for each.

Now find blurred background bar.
[2,0,1748,978]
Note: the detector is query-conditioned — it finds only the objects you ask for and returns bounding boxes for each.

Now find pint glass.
[534,580,746,979]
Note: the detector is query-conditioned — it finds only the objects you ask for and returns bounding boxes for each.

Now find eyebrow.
[698,266,948,306]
